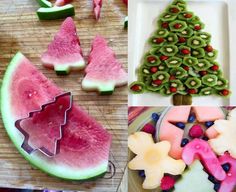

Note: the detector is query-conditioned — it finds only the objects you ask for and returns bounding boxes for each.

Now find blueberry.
[222,163,231,173]
[214,183,221,191]
[138,170,145,178]
[176,122,185,129]
[152,113,160,122]
[188,114,195,123]
[181,138,189,147]
[202,136,209,141]
[205,121,214,128]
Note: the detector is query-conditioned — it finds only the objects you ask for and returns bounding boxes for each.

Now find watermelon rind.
[1,52,108,180]
[53,61,85,75]
[37,4,75,20]
[36,0,52,8]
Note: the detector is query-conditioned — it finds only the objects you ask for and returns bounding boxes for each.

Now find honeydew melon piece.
[170,67,187,78]
[37,4,75,20]
[183,56,198,66]
[202,74,218,87]
[160,45,178,56]
[165,57,182,68]
[187,36,206,49]
[36,0,52,8]
[193,59,212,71]
[169,20,187,32]
[185,77,201,89]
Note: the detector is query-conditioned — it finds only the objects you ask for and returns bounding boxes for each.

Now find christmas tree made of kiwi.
[130,0,230,105]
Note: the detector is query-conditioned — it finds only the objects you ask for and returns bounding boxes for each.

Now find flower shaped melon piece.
[128,132,186,189]
[209,108,236,158]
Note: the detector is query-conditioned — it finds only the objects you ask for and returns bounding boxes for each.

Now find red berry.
[221,89,230,96]
[174,23,182,29]
[184,13,192,18]
[170,7,179,13]
[181,49,190,55]
[150,66,158,73]
[131,85,141,92]
[189,125,204,138]
[141,123,156,135]
[200,71,208,76]
[170,87,177,93]
[188,89,197,94]
[205,45,213,52]
[169,75,176,80]
[161,22,169,29]
[211,65,219,71]
[178,37,186,43]
[161,176,176,190]
[153,79,162,85]
[153,37,164,44]
[194,25,201,30]
[160,55,169,61]
[147,56,156,63]
[183,66,190,71]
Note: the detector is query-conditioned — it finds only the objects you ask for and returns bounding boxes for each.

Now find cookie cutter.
[15,92,73,157]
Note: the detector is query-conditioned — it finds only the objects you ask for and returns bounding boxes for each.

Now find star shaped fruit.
[209,108,236,158]
[128,132,186,189]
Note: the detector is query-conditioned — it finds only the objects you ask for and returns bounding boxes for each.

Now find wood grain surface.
[0,0,128,191]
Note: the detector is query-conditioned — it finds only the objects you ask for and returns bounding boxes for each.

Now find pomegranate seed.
[184,13,192,18]
[162,22,169,29]
[170,87,177,93]
[161,176,176,190]
[211,65,219,71]
[181,49,190,55]
[153,79,163,85]
[147,56,156,63]
[154,37,164,44]
[131,85,141,92]
[189,125,204,138]
[200,71,208,76]
[205,45,213,52]
[183,66,190,71]
[150,67,158,73]
[174,23,182,29]
[170,7,179,13]
[141,123,156,135]
[160,55,169,61]
[221,89,230,96]
[178,37,186,43]
[188,89,197,94]
[194,25,201,31]
[170,75,176,80]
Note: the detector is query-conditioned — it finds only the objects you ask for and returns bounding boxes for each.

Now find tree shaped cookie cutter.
[15,92,73,157]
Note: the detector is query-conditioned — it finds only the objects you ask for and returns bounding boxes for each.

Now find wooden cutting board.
[0,0,127,191]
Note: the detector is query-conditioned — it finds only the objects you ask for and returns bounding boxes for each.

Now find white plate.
[128,0,236,106]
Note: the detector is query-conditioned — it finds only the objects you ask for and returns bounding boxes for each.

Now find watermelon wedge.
[1,52,112,180]
[55,0,73,6]
[41,17,85,75]
[82,35,127,95]
[93,0,102,20]
[36,0,52,8]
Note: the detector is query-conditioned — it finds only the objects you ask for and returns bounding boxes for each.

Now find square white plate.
[128,0,236,106]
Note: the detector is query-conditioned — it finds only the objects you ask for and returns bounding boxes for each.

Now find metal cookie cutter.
[15,92,73,157]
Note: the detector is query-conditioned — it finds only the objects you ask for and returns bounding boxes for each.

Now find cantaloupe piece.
[174,160,215,192]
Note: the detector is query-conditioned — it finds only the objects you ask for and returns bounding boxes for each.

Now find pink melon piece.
[182,139,226,181]
[1,52,111,180]
[205,125,219,139]
[192,107,225,122]
[218,153,236,192]
[81,35,127,95]
[55,0,73,6]
[93,0,103,20]
[41,17,85,75]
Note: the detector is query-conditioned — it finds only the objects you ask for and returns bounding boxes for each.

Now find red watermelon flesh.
[82,35,127,94]
[123,0,128,6]
[93,0,102,20]
[55,0,73,6]
[18,94,71,156]
[41,17,85,74]
[1,52,111,179]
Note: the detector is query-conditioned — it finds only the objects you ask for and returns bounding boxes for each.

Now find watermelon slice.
[82,35,127,95]
[1,52,112,180]
[36,0,52,8]
[93,0,103,20]
[55,0,73,6]
[41,17,85,75]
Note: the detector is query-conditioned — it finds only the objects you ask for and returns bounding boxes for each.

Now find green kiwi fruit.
[193,59,212,71]
[185,77,202,89]
[188,68,200,77]
[165,57,182,68]
[169,79,183,89]
[166,33,178,44]
[202,74,218,87]
[149,36,166,46]
[169,20,187,32]
[191,48,205,58]
[178,11,194,21]
[187,36,206,49]
[183,56,198,66]
[170,67,187,78]
[158,64,169,72]
[179,45,191,56]
[190,22,205,31]
[144,55,161,66]
[205,50,218,61]
[152,71,170,83]
[167,5,181,15]
[156,29,169,37]
[196,32,211,44]
[200,87,214,96]
[160,87,174,96]
[177,28,194,37]
[150,47,161,56]
[129,82,145,94]
[172,0,186,11]
[160,12,178,22]
[160,45,178,56]
[189,16,200,24]
[214,77,228,90]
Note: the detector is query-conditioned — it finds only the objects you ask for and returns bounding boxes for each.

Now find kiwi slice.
[160,87,174,96]
[129,82,145,94]
[202,74,218,87]
[144,55,161,66]
[177,28,194,38]
[183,56,198,66]
[172,0,186,11]
[140,65,151,75]
[192,48,205,58]
[166,33,178,44]
[169,20,187,32]
[170,67,187,78]
[196,32,211,44]
[178,11,194,21]
[205,50,218,61]
[158,64,168,72]
[214,77,228,90]
[152,71,170,84]
[187,36,206,49]
[185,77,202,89]
[189,16,200,24]
[193,59,212,71]
[169,79,183,89]
[160,12,178,22]
[190,22,205,31]
[189,68,200,77]
[200,87,214,96]
[165,57,182,68]
[160,45,178,56]
[149,36,166,46]
[156,29,169,37]
[179,45,191,56]
[167,5,181,15]
[149,47,161,56]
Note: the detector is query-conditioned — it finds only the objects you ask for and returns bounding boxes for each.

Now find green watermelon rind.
[53,61,86,75]
[37,4,75,20]
[1,52,108,180]
[36,0,52,8]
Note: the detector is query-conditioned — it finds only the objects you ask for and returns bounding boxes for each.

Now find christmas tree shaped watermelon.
[129,0,230,105]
